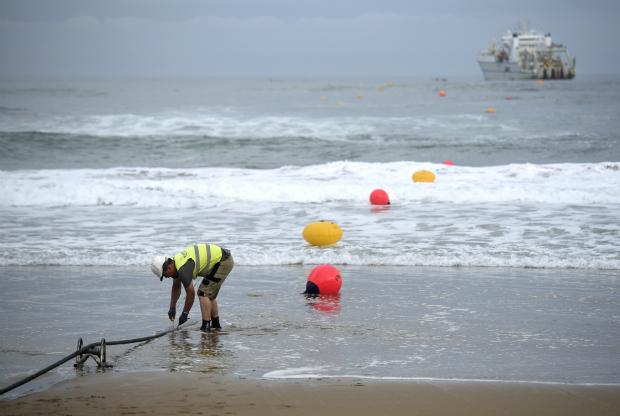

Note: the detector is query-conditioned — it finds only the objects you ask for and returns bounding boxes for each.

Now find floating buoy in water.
[443,160,454,166]
[486,108,495,114]
[303,221,342,246]
[506,96,512,100]
[321,96,326,99]
[304,265,342,295]
[538,80,543,84]
[387,82,393,86]
[439,90,446,97]
[412,170,436,183]
[357,94,363,99]
[370,189,390,205]
[379,87,384,91]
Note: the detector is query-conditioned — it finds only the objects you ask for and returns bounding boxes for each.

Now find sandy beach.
[1,372,619,416]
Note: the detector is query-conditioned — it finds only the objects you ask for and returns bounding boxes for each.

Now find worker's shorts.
[197,249,233,300]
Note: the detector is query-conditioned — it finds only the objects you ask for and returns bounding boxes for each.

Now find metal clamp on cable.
[74,337,112,367]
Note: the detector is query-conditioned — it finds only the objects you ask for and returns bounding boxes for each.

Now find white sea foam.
[1,161,618,269]
[1,161,618,208]
[262,369,620,386]
[0,111,553,142]
[262,366,333,378]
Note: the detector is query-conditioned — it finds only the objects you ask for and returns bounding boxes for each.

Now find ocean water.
[0,76,619,396]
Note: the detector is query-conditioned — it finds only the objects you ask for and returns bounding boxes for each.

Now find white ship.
[477,20,576,81]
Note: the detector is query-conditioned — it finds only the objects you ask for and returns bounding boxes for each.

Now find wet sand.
[1,372,619,416]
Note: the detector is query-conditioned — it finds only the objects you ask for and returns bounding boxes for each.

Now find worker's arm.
[167,277,182,321]
[177,261,195,324]
[183,283,195,314]
[170,277,182,308]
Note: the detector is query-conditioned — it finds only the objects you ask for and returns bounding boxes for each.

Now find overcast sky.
[1,0,618,78]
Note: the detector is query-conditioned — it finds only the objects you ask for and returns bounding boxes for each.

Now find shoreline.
[1,372,619,415]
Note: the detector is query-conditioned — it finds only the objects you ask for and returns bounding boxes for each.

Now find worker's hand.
[168,307,176,321]
[178,312,189,326]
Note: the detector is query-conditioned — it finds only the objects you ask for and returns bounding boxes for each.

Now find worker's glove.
[168,307,176,321]
[178,312,189,326]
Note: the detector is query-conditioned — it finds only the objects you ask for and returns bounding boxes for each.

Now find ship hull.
[477,60,536,81]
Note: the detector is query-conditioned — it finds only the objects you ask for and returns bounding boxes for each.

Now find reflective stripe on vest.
[192,244,211,277]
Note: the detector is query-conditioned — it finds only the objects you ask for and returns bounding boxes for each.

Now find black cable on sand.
[0,326,177,396]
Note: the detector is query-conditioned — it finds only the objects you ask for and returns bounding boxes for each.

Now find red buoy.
[370,189,390,205]
[443,160,454,166]
[304,265,342,295]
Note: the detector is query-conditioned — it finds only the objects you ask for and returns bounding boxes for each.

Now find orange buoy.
[439,90,446,97]
[304,265,342,295]
[357,94,363,99]
[443,160,454,166]
[370,189,390,205]
[412,170,436,183]
[379,87,384,91]
[387,82,393,86]
[486,108,495,114]
[303,221,342,246]
[538,80,543,84]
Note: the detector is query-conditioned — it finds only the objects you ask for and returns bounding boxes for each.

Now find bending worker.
[151,244,233,332]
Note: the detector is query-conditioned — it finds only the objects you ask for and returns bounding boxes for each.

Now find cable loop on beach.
[0,326,177,396]
[2,274,203,396]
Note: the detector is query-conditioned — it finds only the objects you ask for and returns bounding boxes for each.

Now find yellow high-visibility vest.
[173,244,223,280]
